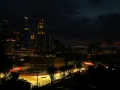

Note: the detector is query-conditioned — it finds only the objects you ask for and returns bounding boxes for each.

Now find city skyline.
[0,0,120,47]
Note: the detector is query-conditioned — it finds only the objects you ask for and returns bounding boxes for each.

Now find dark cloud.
[0,0,79,18]
[47,17,91,39]
[87,0,103,6]
[55,13,120,44]
[89,13,120,41]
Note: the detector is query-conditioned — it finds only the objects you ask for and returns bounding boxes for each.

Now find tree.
[76,62,81,71]
[10,72,20,80]
[66,64,74,78]
[59,65,67,79]
[0,54,13,73]
[0,43,13,78]
[46,65,57,85]
[1,79,31,90]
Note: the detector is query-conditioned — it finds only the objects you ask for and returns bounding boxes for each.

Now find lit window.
[25,28,29,30]
[40,25,43,28]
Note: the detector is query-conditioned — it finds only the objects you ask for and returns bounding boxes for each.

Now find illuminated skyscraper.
[21,16,31,48]
[37,19,46,53]
[37,19,52,53]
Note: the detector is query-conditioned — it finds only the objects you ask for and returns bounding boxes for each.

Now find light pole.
[37,70,38,87]
[36,65,40,87]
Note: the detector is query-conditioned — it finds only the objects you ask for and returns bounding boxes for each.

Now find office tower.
[37,19,46,53]
[21,16,31,49]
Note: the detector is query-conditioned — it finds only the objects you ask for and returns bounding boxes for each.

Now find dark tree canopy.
[47,65,57,75]
[0,43,13,73]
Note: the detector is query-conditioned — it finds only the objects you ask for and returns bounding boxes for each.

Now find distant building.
[27,56,64,67]
[20,56,65,72]
[72,46,88,54]
[89,43,101,54]
[91,45,120,55]
[99,45,120,54]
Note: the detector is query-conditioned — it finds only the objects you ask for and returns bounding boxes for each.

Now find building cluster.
[0,17,67,55]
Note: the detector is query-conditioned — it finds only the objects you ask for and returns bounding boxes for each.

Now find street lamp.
[35,65,40,87]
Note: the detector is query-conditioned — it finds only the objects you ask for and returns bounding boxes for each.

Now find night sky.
[1,0,120,47]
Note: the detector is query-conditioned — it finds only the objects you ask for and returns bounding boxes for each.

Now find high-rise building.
[37,19,52,54]
[21,16,31,49]
[37,19,45,53]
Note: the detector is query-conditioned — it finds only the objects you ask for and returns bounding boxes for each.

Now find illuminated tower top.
[23,16,29,30]
[24,16,28,26]
[38,19,45,34]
